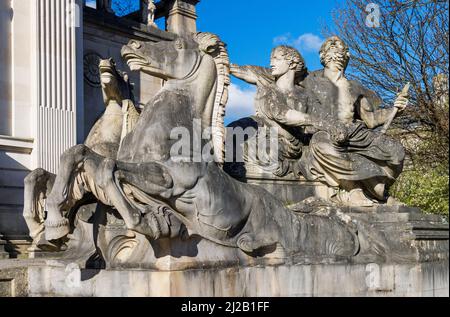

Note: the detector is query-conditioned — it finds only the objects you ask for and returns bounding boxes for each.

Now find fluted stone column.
[0,0,84,255]
[33,0,84,173]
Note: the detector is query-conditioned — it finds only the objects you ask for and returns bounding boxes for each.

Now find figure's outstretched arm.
[282,110,316,127]
[230,64,273,86]
[359,86,409,129]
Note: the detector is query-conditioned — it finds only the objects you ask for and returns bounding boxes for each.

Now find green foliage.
[390,164,449,216]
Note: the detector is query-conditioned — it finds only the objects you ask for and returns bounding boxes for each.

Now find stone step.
[0,260,448,297]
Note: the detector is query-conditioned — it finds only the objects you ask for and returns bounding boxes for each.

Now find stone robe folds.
[299,70,405,197]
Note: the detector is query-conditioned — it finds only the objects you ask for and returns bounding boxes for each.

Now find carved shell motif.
[83,52,103,87]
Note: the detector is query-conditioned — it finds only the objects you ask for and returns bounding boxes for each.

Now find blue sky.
[86,0,343,123]
[194,1,342,123]
[196,1,341,73]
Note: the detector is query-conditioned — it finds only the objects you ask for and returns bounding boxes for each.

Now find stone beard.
[319,36,351,73]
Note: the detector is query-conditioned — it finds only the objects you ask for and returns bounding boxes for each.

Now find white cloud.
[294,33,324,52]
[225,84,256,124]
[273,33,292,45]
[273,33,324,53]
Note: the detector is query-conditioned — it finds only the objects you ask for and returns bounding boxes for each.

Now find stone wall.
[0,259,448,297]
[82,7,174,139]
[0,136,33,256]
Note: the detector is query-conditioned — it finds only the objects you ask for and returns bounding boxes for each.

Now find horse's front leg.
[23,168,56,245]
[95,158,178,239]
[44,144,99,240]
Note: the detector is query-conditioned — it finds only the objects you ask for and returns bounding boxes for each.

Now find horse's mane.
[193,32,230,165]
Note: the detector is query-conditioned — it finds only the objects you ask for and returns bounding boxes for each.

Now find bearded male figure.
[299,36,409,206]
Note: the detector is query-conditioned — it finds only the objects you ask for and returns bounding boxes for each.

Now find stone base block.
[245,177,329,205]
[0,259,448,297]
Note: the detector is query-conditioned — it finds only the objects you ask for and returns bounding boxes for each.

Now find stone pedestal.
[226,164,333,205]
[0,207,448,297]
[0,259,448,297]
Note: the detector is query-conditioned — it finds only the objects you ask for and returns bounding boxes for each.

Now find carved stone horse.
[43,33,359,258]
[23,59,137,250]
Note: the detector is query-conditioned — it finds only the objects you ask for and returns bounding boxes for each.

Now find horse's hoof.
[44,218,70,241]
[237,234,256,253]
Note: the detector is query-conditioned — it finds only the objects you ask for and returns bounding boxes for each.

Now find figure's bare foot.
[332,189,376,208]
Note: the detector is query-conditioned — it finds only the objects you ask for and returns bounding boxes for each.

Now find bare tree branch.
[325,0,449,166]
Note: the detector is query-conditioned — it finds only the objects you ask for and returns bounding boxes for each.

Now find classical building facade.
[0,0,199,257]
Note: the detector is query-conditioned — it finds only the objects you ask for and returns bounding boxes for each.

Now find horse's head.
[99,58,133,105]
[121,33,230,163]
[121,36,205,80]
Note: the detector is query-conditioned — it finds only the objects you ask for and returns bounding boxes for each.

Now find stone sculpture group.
[22,32,416,267]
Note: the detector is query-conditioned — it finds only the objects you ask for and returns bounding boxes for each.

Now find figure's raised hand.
[230,65,269,85]
[393,83,410,112]
[394,95,409,112]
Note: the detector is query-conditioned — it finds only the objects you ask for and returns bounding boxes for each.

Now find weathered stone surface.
[242,177,328,206]
[0,258,447,297]
[2,210,449,297]
[17,30,447,278]
[229,37,410,207]
[0,260,29,297]
[22,58,139,254]
[10,9,446,301]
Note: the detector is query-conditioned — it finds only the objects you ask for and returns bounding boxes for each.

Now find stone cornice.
[0,135,34,154]
[83,7,177,42]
